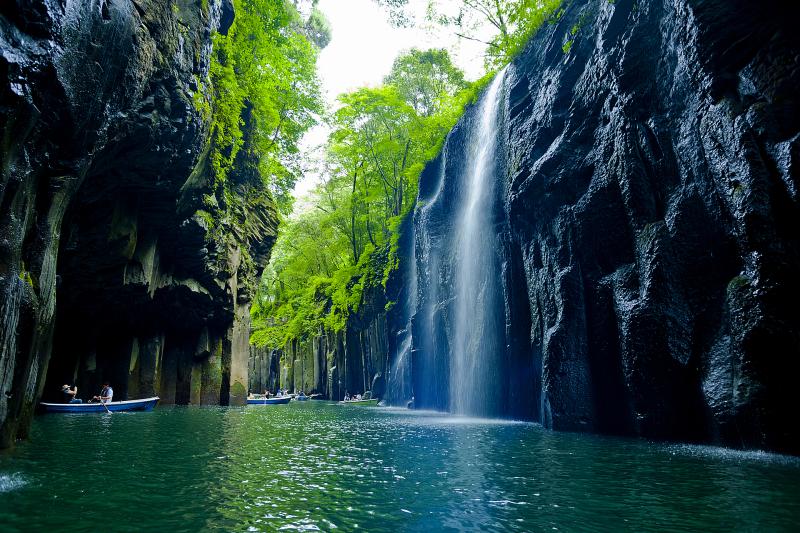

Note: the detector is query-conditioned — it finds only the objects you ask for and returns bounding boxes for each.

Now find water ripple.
[0,403,798,532]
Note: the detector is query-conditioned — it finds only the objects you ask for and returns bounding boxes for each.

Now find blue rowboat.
[247,396,291,405]
[295,394,309,401]
[40,397,160,413]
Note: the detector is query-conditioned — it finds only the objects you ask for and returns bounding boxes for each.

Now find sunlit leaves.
[206,0,324,213]
[251,47,489,348]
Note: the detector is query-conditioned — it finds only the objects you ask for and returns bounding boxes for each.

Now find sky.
[292,0,490,202]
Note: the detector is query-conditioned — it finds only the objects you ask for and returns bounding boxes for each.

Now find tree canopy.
[201,0,327,214]
[250,1,564,348]
[375,0,563,68]
[251,48,487,347]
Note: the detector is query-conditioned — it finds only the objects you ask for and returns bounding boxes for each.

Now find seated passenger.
[61,384,82,404]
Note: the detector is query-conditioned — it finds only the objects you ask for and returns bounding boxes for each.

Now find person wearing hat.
[61,384,81,404]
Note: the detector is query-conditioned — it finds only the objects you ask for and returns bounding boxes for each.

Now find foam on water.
[660,442,800,467]
[0,473,27,493]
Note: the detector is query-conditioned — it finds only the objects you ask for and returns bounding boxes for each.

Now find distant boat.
[295,394,310,401]
[338,398,380,406]
[247,396,291,405]
[40,397,159,413]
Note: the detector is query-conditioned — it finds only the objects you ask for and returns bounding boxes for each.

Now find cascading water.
[450,72,505,416]
[412,141,449,411]
[405,70,508,416]
[386,224,416,406]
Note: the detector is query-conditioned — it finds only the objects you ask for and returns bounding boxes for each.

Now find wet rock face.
[408,0,799,453]
[0,0,275,447]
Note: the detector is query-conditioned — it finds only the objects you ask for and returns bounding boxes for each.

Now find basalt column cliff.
[0,0,277,447]
[401,0,799,454]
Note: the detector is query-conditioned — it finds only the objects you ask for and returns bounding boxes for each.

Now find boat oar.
[101,399,111,415]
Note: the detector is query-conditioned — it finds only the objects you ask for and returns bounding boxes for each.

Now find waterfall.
[450,72,505,416]
[412,141,449,411]
[404,69,507,416]
[387,223,416,406]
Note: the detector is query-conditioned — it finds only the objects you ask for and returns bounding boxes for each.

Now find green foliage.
[189,0,327,296]
[377,0,564,69]
[19,266,35,289]
[251,48,483,347]
[495,0,565,66]
[304,7,332,48]
[561,5,596,54]
[385,48,467,117]
[198,0,325,213]
[251,0,564,348]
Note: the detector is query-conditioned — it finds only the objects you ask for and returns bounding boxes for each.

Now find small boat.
[338,398,380,406]
[247,396,291,405]
[40,397,160,413]
[295,394,310,401]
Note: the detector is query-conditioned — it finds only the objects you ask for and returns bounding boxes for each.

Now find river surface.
[1,403,798,532]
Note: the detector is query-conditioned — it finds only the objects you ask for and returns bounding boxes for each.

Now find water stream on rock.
[387,223,416,406]
[450,71,506,416]
[412,141,449,411]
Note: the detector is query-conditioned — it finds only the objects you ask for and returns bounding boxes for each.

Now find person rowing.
[92,381,113,404]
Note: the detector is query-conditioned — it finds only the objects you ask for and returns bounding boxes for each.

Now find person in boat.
[355,393,362,401]
[344,391,350,401]
[61,384,81,404]
[92,382,113,404]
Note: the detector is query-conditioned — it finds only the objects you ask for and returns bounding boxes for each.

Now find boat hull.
[247,397,291,405]
[40,397,160,413]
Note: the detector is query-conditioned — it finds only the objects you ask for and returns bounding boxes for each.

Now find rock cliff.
[252,276,396,400]
[403,0,799,454]
[0,0,276,447]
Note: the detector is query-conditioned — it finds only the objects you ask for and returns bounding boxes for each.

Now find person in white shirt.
[92,382,113,403]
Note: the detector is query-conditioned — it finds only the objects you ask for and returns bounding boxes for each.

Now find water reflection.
[1,404,798,532]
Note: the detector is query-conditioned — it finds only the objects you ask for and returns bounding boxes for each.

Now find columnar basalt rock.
[0,0,275,447]
[404,0,799,454]
[252,280,396,400]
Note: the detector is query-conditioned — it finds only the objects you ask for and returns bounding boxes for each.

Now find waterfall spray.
[450,71,505,416]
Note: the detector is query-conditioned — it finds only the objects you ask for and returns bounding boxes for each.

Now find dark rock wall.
[0,0,273,447]
[405,0,799,453]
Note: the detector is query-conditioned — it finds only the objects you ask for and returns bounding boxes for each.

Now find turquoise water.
[1,403,799,531]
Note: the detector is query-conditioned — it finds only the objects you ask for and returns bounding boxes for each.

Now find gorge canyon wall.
[0,0,276,447]
[396,0,799,454]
